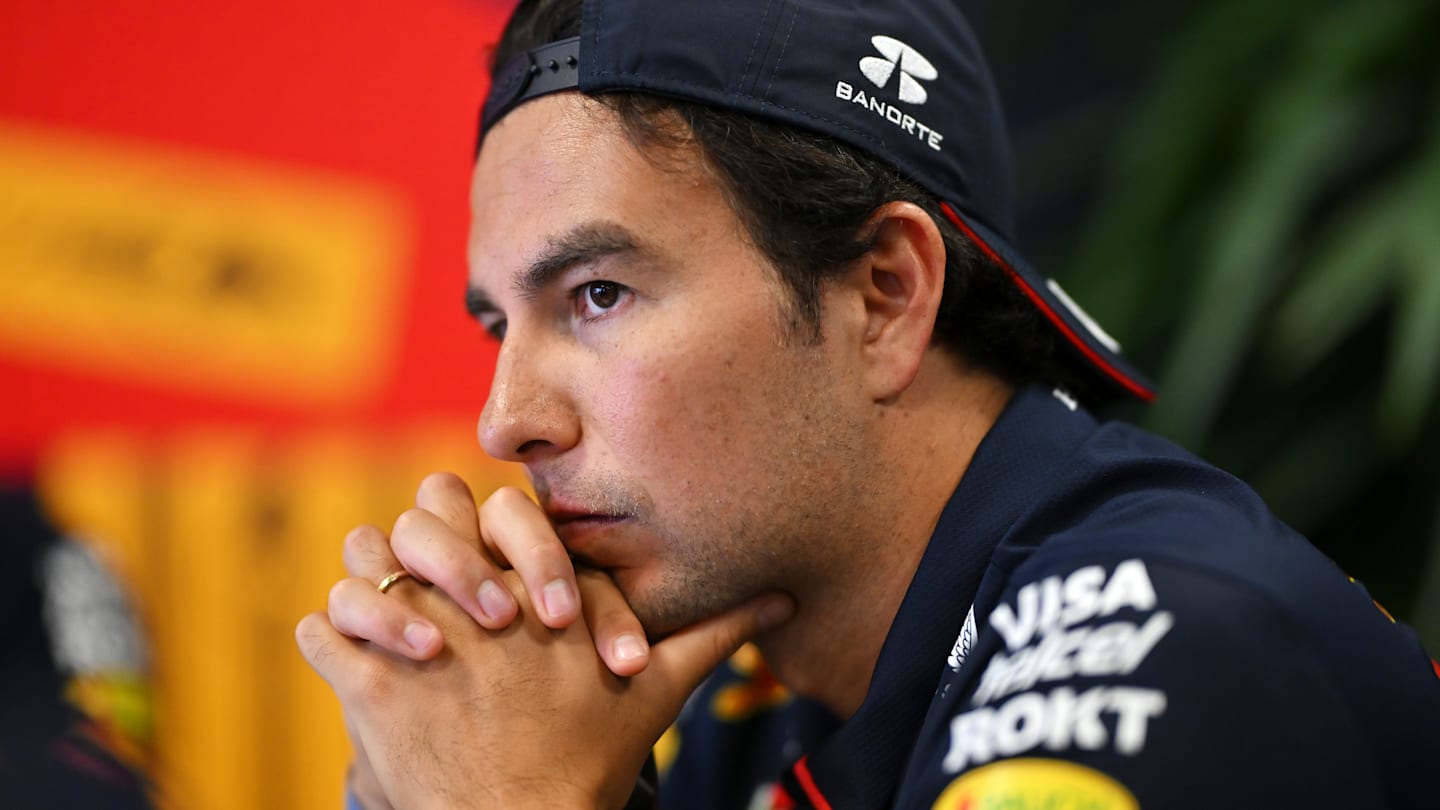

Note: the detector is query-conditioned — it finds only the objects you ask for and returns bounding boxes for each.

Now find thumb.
[636,593,796,715]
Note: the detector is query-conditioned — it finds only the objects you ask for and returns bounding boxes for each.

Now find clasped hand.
[295,473,794,809]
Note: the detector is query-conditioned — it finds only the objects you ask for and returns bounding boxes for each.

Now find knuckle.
[419,470,460,491]
[477,492,500,522]
[342,525,396,577]
[415,559,464,596]
[346,657,395,704]
[328,580,384,635]
[485,486,532,514]
[343,524,383,556]
[519,542,566,576]
[294,612,324,650]
[328,577,362,606]
[295,614,341,674]
[438,505,479,541]
[420,471,469,501]
[391,529,462,578]
[391,507,431,538]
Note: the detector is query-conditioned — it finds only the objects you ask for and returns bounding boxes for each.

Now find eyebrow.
[465,222,640,319]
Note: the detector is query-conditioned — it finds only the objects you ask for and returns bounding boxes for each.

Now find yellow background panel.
[38,425,528,810]
[0,121,408,405]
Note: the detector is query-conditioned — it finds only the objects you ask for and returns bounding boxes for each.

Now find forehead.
[467,94,731,293]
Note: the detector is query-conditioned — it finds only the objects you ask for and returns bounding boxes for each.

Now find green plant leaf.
[1063,0,1308,335]
[1263,190,1403,382]
[1411,484,1440,658]
[1242,396,1383,528]
[1148,92,1368,446]
[1377,165,1440,448]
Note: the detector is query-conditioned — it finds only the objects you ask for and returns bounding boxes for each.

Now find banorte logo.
[833,34,946,151]
[858,35,937,105]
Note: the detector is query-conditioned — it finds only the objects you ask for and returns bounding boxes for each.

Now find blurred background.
[1,1,1437,808]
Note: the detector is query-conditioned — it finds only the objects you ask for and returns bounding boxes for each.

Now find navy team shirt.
[659,385,1440,809]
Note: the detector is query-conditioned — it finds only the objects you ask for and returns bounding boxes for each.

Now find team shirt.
[659,385,1440,810]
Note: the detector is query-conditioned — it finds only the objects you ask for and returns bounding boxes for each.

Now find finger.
[640,594,796,712]
[295,611,372,691]
[328,576,442,659]
[296,612,410,713]
[478,487,581,628]
[414,472,482,545]
[576,568,650,677]
[390,507,519,629]
[343,524,419,583]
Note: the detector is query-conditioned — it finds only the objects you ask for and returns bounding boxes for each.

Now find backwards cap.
[478,0,1154,403]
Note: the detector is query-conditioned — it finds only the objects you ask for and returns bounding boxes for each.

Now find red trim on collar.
[792,756,833,810]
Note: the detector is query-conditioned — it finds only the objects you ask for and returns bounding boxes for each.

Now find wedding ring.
[377,570,413,594]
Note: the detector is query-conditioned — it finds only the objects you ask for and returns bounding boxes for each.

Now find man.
[296,0,1440,807]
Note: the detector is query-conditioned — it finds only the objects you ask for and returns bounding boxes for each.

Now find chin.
[631,586,755,644]
[627,592,699,643]
[613,556,767,641]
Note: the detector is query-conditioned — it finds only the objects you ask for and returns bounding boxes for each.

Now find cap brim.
[940,202,1156,403]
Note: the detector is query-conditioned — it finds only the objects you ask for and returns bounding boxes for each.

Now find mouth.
[546,505,630,553]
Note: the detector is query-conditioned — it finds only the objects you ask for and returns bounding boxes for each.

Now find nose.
[478,336,580,462]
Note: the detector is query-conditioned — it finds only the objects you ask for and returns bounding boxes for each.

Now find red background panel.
[0,0,513,470]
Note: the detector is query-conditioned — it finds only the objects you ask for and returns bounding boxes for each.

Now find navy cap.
[479,0,1155,403]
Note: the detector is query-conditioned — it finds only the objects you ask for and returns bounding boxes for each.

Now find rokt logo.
[858,35,937,105]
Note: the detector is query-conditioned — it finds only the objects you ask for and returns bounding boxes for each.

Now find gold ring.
[377,570,413,594]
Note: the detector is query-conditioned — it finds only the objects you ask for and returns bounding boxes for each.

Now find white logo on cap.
[834,34,946,151]
[859,35,937,105]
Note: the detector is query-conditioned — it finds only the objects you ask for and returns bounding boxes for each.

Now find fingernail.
[612,633,648,663]
[757,597,796,630]
[543,579,578,620]
[403,622,439,653]
[477,580,514,622]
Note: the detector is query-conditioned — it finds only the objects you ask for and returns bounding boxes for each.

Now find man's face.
[467,94,873,638]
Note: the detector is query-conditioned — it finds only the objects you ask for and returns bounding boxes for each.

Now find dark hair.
[492,0,1090,399]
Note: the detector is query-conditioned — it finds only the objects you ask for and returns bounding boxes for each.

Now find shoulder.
[901,540,1440,809]
[990,419,1437,708]
[990,411,1378,641]
[903,401,1440,807]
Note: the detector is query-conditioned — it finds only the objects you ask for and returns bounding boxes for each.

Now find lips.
[545,502,629,554]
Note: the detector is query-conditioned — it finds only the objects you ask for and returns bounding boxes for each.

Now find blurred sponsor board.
[0,121,408,404]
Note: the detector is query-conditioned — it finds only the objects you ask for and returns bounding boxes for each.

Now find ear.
[846,201,946,402]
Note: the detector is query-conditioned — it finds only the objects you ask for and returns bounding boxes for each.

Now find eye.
[575,280,628,320]
[479,316,507,342]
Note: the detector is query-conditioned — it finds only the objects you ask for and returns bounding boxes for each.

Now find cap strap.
[479,37,581,143]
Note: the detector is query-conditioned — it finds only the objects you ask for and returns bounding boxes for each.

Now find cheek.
[592,339,765,467]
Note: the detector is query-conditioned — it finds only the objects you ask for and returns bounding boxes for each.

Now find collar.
[781,385,1097,808]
